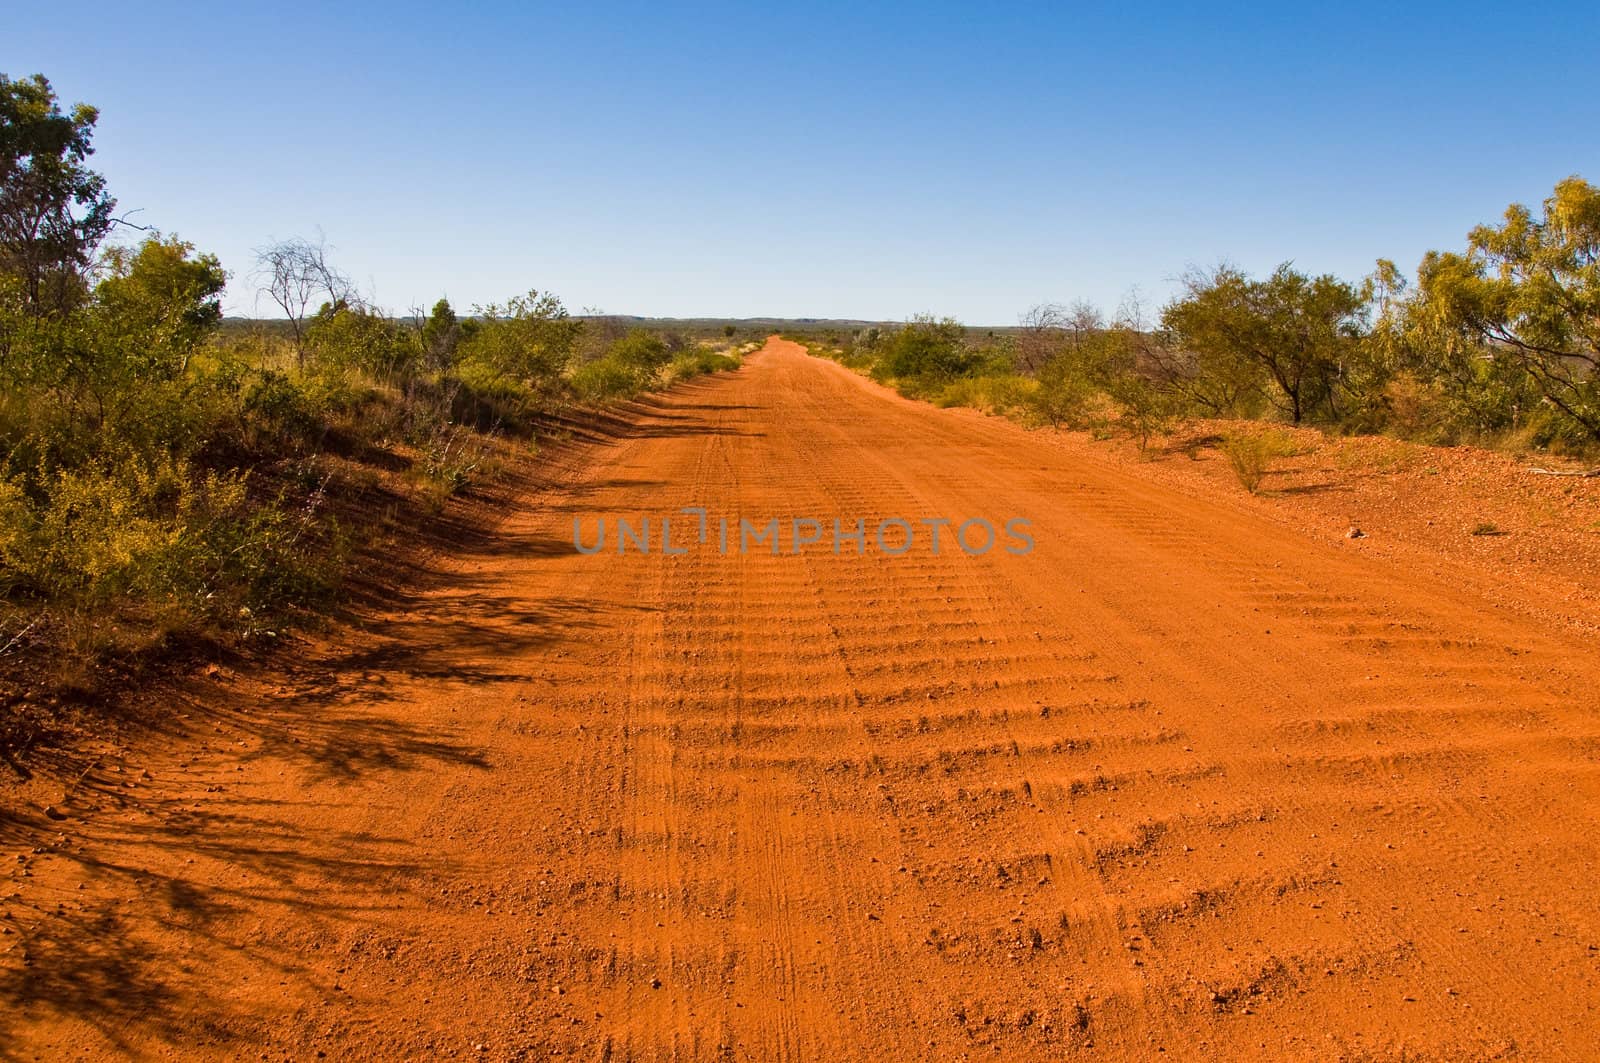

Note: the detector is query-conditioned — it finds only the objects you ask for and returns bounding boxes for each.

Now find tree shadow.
[0,786,433,1057]
[538,386,766,447]
[0,363,759,1053]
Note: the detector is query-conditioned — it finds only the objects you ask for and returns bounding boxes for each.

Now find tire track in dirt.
[784,345,1599,1057]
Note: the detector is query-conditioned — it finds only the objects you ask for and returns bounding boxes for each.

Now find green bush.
[456,289,581,393]
[450,360,540,431]
[242,370,324,451]
[1030,357,1100,428]
[1106,369,1181,454]
[0,229,355,685]
[608,329,672,379]
[667,348,741,383]
[0,455,337,628]
[934,373,1036,415]
[567,329,708,401]
[306,303,419,383]
[872,316,977,383]
[569,356,644,402]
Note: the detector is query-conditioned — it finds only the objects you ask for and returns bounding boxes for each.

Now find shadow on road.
[0,376,750,1054]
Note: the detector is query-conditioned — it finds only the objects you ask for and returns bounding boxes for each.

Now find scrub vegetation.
[794,175,1600,470]
[0,74,744,734]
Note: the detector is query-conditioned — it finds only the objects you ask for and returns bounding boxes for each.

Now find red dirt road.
[6,337,1600,1060]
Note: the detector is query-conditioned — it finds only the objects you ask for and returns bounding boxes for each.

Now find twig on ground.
[1527,467,1600,477]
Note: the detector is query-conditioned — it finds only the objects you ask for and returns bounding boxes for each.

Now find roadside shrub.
[457,290,581,395]
[568,329,700,401]
[416,424,493,509]
[242,370,324,451]
[1219,431,1296,493]
[935,373,1036,415]
[1030,357,1099,428]
[608,329,672,382]
[873,316,976,383]
[667,348,740,383]
[306,303,419,383]
[0,456,337,630]
[2,78,645,709]
[1106,370,1181,455]
[569,356,644,402]
[450,360,538,432]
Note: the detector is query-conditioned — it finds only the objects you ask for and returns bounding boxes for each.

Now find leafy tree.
[1162,264,1368,424]
[306,301,417,383]
[0,73,117,314]
[96,235,226,361]
[874,315,975,381]
[457,289,582,390]
[421,297,461,371]
[1409,176,1600,442]
[1370,258,1541,442]
[0,235,226,473]
[608,329,671,379]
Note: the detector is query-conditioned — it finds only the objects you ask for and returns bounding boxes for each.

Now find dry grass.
[1218,430,1297,493]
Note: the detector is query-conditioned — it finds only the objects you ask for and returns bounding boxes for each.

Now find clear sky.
[7,2,1598,324]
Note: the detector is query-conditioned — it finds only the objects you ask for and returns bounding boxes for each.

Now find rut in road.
[9,336,1600,1060]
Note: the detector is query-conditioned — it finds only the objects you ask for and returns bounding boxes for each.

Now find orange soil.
[5,337,1600,1060]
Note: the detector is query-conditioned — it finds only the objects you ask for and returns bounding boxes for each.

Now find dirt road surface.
[6,338,1600,1060]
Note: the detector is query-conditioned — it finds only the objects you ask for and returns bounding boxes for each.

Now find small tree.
[457,289,582,392]
[875,315,973,382]
[0,74,117,315]
[421,297,462,372]
[94,235,227,375]
[19,235,225,447]
[1162,264,1368,424]
[253,236,354,365]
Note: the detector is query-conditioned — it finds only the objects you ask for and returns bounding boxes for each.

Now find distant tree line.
[813,176,1600,455]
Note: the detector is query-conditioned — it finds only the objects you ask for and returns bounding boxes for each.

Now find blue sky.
[7,2,1598,323]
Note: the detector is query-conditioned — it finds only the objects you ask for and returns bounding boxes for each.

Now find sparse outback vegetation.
[0,74,743,742]
[793,176,1600,487]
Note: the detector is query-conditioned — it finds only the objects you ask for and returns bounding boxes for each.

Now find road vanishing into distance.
[10,338,1600,1060]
